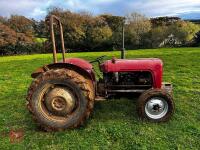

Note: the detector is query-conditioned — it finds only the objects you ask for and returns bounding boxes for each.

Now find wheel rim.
[37,83,80,122]
[145,97,168,119]
[45,87,76,116]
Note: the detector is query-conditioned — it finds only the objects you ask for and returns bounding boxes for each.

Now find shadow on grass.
[0,94,140,134]
[91,94,140,122]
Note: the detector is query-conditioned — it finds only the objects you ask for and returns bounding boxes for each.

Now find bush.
[0,42,45,56]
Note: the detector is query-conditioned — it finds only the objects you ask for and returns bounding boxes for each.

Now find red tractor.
[27,15,174,131]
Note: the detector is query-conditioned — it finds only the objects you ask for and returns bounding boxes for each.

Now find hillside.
[188,19,200,25]
[0,48,200,149]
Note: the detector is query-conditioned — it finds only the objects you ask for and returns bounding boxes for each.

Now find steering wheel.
[90,55,107,64]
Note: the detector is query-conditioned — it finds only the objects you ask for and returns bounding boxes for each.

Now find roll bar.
[46,15,65,63]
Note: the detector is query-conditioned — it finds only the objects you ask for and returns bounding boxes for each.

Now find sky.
[0,0,200,20]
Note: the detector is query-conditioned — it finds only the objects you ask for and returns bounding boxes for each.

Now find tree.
[0,22,34,55]
[7,15,34,37]
[150,26,168,48]
[0,22,32,46]
[0,16,7,24]
[47,8,113,51]
[190,31,200,46]
[151,17,181,27]
[83,16,113,50]
[32,19,47,37]
[125,13,151,48]
[101,15,124,49]
[181,21,200,42]
[159,20,200,47]
[86,26,112,50]
[47,8,86,50]
[149,18,200,47]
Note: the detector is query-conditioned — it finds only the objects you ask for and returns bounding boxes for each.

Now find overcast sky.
[0,0,200,20]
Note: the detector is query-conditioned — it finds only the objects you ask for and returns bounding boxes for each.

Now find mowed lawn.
[0,48,200,149]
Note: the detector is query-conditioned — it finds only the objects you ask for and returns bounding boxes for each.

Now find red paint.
[64,58,93,70]
[100,58,163,88]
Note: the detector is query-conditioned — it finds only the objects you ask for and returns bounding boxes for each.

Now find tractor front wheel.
[27,69,94,131]
[136,89,174,122]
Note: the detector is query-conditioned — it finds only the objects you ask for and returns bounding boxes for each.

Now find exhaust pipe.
[121,17,126,59]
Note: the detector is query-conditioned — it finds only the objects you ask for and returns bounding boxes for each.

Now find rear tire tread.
[26,69,94,131]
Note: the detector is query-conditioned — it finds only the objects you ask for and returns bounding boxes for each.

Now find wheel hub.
[145,97,168,119]
[52,97,67,111]
[45,87,76,116]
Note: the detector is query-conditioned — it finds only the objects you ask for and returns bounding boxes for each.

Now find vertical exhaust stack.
[121,17,126,59]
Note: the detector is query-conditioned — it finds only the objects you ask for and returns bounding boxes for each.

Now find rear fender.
[31,63,96,82]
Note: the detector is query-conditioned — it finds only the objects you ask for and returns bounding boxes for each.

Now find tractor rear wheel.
[26,69,94,131]
[136,89,174,122]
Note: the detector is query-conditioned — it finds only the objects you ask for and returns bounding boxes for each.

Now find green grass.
[0,47,200,149]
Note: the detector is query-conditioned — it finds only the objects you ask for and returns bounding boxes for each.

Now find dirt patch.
[1,128,24,143]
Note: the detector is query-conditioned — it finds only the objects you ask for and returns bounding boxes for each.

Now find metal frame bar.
[107,89,146,93]
[48,15,65,63]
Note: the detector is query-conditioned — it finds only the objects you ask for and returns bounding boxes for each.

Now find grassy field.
[0,48,200,149]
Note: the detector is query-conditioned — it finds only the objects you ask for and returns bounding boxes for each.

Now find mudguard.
[31,58,95,82]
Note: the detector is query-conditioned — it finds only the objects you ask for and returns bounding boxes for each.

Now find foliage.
[7,15,34,37]
[47,9,114,51]
[125,13,152,48]
[150,26,168,48]
[0,10,200,55]
[32,20,47,37]
[0,42,45,55]
[86,26,113,50]
[0,22,33,46]
[0,15,34,55]
[0,48,200,149]
[181,21,200,41]
[34,38,47,44]
[101,15,124,49]
[150,17,181,27]
[190,31,200,46]
[148,20,200,47]
[0,16,46,55]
